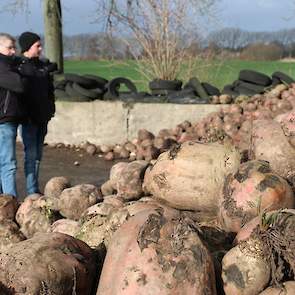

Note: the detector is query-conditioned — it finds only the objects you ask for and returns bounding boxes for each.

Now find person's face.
[26,40,42,58]
[0,39,16,56]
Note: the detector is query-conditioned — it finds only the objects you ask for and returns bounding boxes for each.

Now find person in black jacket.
[0,33,26,197]
[18,32,56,195]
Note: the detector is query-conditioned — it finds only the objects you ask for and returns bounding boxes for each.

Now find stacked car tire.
[54,74,143,103]
[222,70,295,99]
[54,74,108,102]
[148,78,221,104]
[54,70,295,104]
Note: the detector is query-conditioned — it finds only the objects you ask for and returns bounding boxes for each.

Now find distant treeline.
[62,28,295,60]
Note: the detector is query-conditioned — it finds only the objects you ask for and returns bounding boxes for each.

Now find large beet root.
[275,110,295,148]
[138,129,155,141]
[258,281,295,294]
[76,199,124,249]
[16,195,60,238]
[109,162,129,191]
[58,184,102,220]
[144,141,241,212]
[251,120,295,184]
[234,217,260,245]
[97,210,216,295]
[77,197,178,249]
[0,232,98,295]
[234,209,289,245]
[100,180,115,196]
[0,220,25,250]
[117,160,149,200]
[219,160,294,232]
[50,219,80,237]
[223,209,295,295]
[0,194,18,221]
[44,176,71,198]
[222,237,271,295]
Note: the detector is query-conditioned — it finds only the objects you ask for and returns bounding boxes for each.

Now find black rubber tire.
[103,90,118,100]
[271,76,281,87]
[54,80,67,90]
[83,74,108,88]
[182,83,195,91]
[56,87,91,102]
[114,92,151,102]
[194,97,211,104]
[72,82,99,100]
[174,98,209,104]
[65,82,79,97]
[239,70,272,86]
[201,82,220,96]
[107,77,137,97]
[58,95,92,102]
[54,89,68,99]
[128,92,152,102]
[187,77,210,100]
[65,83,92,101]
[149,79,182,91]
[141,96,166,103]
[222,85,239,97]
[272,71,295,85]
[151,89,176,96]
[64,73,98,88]
[234,80,265,93]
[167,88,197,100]
[138,91,151,97]
[232,80,241,87]
[91,88,105,99]
[234,85,257,96]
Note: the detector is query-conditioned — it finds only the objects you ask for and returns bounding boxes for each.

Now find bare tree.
[1,0,29,13]
[3,0,219,77]
[96,0,218,81]
[43,0,63,71]
[207,28,250,50]
[207,27,295,54]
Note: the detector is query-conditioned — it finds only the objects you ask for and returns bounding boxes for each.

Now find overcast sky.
[0,0,295,36]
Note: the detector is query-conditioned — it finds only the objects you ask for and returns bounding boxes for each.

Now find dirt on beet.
[15,143,116,200]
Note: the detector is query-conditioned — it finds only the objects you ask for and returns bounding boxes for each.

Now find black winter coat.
[0,53,26,123]
[18,56,56,125]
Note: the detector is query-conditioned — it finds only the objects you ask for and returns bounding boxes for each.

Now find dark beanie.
[19,32,40,53]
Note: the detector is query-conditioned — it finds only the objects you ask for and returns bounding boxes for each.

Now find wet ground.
[15,143,115,199]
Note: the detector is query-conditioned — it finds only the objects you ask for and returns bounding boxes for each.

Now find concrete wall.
[46,100,221,145]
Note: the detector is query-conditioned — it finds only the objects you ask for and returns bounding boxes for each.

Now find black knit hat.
[19,32,40,53]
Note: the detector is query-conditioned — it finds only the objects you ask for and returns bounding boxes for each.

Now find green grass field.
[64,59,295,91]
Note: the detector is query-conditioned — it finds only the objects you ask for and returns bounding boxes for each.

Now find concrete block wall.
[46,100,221,145]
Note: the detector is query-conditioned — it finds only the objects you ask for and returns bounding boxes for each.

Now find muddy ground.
[15,143,115,200]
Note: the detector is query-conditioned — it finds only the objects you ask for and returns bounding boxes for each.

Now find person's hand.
[46,62,58,73]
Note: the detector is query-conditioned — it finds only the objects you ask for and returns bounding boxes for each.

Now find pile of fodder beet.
[96,140,295,295]
[71,82,295,162]
[1,138,294,293]
[96,140,294,294]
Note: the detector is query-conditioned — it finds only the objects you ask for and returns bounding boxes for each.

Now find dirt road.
[16,143,115,200]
